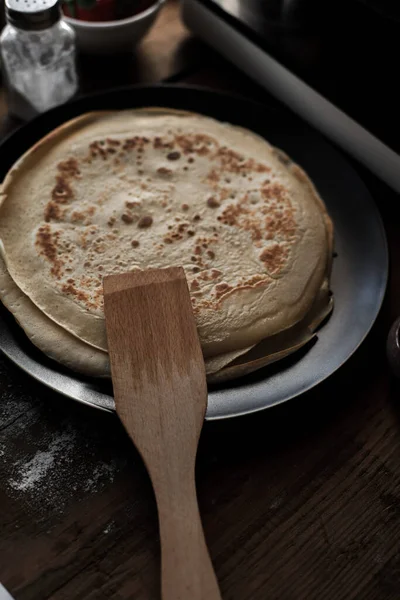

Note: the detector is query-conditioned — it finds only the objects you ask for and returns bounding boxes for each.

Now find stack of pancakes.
[0,109,333,382]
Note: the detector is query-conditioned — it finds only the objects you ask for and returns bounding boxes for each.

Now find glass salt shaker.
[0,0,78,120]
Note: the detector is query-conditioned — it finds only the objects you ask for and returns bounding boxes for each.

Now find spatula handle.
[154,475,222,600]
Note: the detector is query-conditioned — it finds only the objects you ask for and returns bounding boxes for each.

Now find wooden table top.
[1,2,400,599]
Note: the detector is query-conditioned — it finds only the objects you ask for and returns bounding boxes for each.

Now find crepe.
[0,108,333,374]
[0,253,332,381]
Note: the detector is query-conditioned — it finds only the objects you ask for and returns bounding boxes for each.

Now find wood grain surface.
[104,268,220,600]
[1,2,400,600]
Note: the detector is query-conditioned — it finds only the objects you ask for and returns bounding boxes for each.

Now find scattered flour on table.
[103,521,115,535]
[1,393,126,516]
[84,462,118,492]
[9,431,76,491]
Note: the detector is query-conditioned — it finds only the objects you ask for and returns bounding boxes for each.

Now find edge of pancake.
[0,247,333,382]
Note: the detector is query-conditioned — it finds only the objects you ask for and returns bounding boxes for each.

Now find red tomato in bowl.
[77,0,115,21]
[63,0,116,21]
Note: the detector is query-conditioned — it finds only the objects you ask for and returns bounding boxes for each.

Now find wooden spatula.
[103,267,222,600]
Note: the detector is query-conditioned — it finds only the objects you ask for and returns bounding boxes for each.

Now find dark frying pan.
[0,85,389,419]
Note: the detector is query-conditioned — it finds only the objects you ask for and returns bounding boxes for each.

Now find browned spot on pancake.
[106,138,121,146]
[207,169,219,183]
[122,136,150,152]
[157,167,172,177]
[57,158,80,178]
[35,228,54,262]
[217,186,295,259]
[131,240,139,248]
[44,201,61,222]
[123,139,136,151]
[207,197,220,208]
[215,282,232,298]
[244,274,268,287]
[153,136,174,150]
[94,242,106,253]
[126,201,140,209]
[207,250,215,259]
[261,182,287,203]
[138,215,153,228]
[167,151,181,161]
[35,225,63,278]
[52,176,74,203]
[218,188,230,201]
[61,283,91,305]
[194,246,202,255]
[211,269,222,279]
[250,159,271,173]
[187,230,195,236]
[190,280,200,291]
[71,211,85,223]
[108,216,116,227]
[198,271,210,281]
[188,157,194,164]
[259,244,287,274]
[175,133,216,156]
[164,237,173,244]
[121,213,134,224]
[192,266,200,273]
[193,214,201,221]
[252,229,262,242]
[89,141,108,160]
[181,204,189,211]
[216,147,270,175]
[265,208,296,240]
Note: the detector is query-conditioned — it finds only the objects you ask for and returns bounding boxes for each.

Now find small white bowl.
[64,0,165,55]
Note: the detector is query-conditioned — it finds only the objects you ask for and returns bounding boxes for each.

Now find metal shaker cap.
[5,0,61,31]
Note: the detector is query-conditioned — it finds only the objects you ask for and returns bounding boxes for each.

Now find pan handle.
[387,317,400,377]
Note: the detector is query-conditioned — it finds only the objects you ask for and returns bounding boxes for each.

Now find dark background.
[1,2,400,599]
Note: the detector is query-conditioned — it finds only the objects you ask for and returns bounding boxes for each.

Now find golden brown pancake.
[0,108,333,375]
